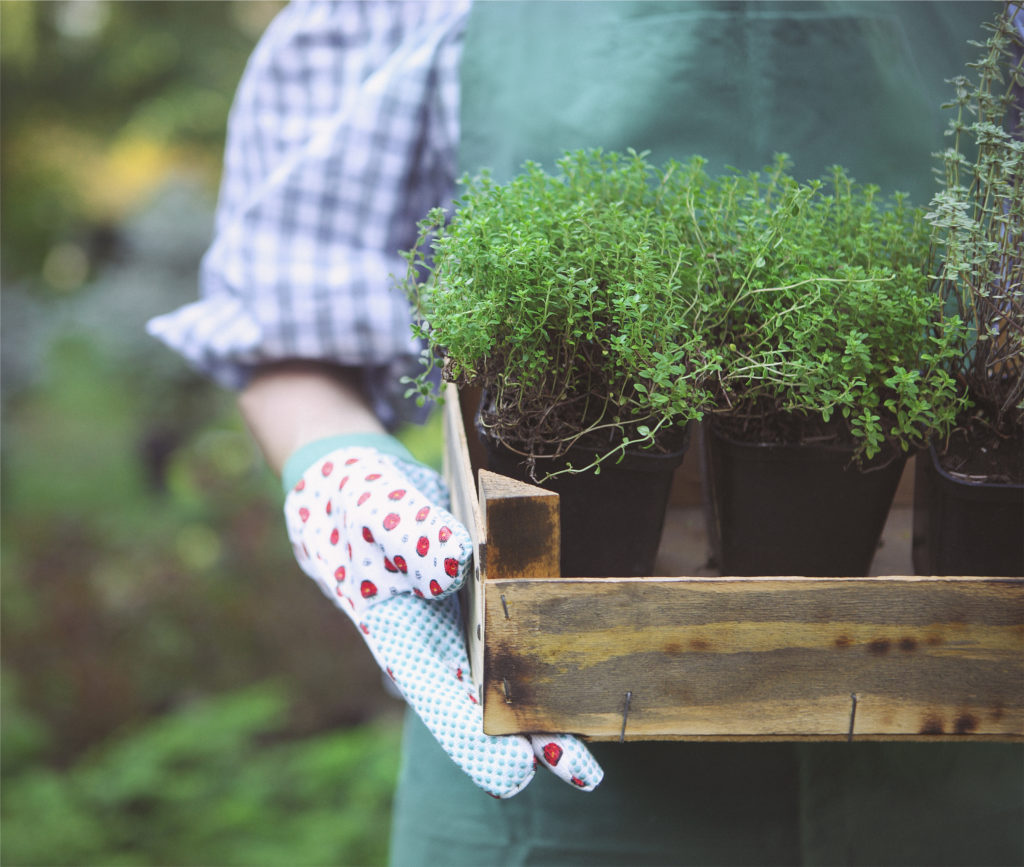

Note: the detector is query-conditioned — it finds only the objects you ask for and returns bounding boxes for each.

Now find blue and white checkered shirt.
[147,0,468,425]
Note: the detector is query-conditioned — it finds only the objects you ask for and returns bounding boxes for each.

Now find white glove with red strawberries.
[282,434,603,798]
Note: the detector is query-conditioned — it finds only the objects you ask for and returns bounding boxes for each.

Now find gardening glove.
[282,434,604,799]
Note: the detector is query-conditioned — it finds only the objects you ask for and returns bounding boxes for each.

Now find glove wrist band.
[281,433,417,493]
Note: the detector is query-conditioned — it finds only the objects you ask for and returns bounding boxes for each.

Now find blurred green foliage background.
[2,3,440,864]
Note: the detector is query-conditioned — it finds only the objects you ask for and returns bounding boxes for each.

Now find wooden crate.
[443,384,1024,741]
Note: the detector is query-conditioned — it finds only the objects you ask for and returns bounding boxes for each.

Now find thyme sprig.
[401,149,721,478]
[679,155,966,462]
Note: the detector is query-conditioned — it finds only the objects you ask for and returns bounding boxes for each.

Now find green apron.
[390,3,1023,864]
[459,0,978,200]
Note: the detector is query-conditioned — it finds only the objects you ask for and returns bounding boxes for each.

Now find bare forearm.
[238,361,386,477]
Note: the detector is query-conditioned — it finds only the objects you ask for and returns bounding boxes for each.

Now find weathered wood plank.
[445,383,1024,741]
[443,384,487,701]
[482,576,1024,740]
[442,383,482,542]
[478,470,560,580]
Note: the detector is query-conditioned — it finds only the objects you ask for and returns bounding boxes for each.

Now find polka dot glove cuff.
[283,435,603,799]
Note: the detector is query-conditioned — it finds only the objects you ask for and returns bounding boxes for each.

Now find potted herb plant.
[401,149,720,577]
[682,155,966,576]
[915,5,1024,577]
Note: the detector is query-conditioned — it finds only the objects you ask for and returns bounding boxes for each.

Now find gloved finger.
[389,455,451,511]
[290,450,473,602]
[530,733,604,792]
[364,594,537,799]
[299,450,473,601]
[344,476,472,600]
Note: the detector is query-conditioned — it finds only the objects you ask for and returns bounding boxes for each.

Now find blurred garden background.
[2,3,442,864]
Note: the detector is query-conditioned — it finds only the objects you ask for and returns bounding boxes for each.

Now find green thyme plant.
[401,149,721,476]
[926,1,1023,445]
[679,154,967,462]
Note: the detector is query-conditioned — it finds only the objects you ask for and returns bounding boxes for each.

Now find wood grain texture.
[445,384,1024,741]
[478,470,560,580]
[481,576,1023,740]
[443,384,487,702]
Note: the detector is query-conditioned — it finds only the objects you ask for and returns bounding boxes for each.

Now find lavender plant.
[926,1,1024,460]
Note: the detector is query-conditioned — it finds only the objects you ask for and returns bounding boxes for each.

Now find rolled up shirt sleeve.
[147,0,466,424]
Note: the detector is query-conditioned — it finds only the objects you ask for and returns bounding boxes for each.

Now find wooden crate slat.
[445,383,1024,740]
[442,384,486,701]
[478,470,560,580]
[482,576,1023,739]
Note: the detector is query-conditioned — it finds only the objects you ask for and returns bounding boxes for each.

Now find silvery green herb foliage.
[926,1,1023,437]
[401,149,721,475]
[679,154,966,461]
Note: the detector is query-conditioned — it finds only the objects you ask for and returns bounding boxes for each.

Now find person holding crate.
[150,2,1023,864]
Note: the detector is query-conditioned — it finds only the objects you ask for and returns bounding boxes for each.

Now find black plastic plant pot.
[912,444,1024,577]
[704,423,906,577]
[478,423,689,578]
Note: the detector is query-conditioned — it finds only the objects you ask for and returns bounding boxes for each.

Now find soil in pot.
[704,422,907,577]
[912,425,1024,577]
[478,424,689,578]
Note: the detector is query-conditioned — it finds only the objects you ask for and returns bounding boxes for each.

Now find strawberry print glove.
[282,434,603,799]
